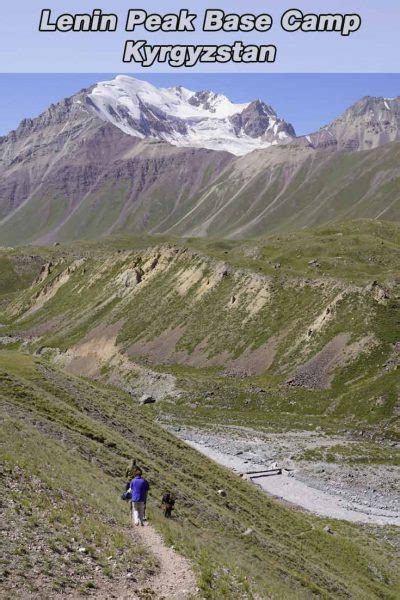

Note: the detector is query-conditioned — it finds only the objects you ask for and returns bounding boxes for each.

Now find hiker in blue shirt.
[130,468,149,526]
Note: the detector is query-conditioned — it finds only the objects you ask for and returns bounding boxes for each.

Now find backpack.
[121,489,132,501]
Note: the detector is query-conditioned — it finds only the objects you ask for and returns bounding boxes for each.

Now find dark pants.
[163,504,173,518]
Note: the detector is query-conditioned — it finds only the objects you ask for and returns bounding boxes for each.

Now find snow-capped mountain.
[86,76,295,155]
[1,76,399,246]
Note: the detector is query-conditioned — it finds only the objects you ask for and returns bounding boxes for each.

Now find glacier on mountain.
[86,75,295,156]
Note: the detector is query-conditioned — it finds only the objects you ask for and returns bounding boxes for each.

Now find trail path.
[136,523,197,599]
[97,523,197,600]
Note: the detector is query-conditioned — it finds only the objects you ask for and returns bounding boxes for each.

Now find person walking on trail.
[162,491,175,518]
[130,468,149,526]
[125,459,137,490]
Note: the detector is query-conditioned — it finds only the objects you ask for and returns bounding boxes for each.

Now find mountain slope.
[0,128,232,245]
[1,220,400,597]
[2,221,399,438]
[2,352,399,599]
[302,96,400,152]
[1,77,400,245]
[1,135,399,244]
[162,141,400,238]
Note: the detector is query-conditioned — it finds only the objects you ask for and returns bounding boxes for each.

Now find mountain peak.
[302,95,400,152]
[86,76,295,155]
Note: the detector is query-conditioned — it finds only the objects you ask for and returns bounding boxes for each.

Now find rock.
[323,526,334,535]
[365,280,378,292]
[366,281,390,303]
[308,259,320,267]
[140,394,156,405]
[150,256,159,270]
[78,547,87,553]
[242,528,253,536]
[383,358,399,372]
[217,489,226,497]
[375,396,386,407]
[135,268,144,284]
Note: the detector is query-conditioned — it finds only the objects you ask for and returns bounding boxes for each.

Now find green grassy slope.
[162,143,400,238]
[1,139,399,245]
[0,139,233,247]
[182,219,400,283]
[52,218,399,283]
[0,251,45,310]
[1,350,399,599]
[1,221,398,439]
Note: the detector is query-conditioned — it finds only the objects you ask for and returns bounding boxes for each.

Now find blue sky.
[1,73,399,136]
[0,1,399,72]
[1,3,399,134]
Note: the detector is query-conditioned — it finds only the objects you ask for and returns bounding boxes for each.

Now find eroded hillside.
[1,221,399,597]
[1,221,399,437]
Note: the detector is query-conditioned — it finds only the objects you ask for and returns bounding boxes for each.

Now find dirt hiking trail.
[137,523,197,599]
[97,522,197,600]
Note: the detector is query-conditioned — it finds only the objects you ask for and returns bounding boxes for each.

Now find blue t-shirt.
[130,476,149,502]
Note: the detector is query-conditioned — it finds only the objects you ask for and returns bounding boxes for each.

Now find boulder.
[140,394,156,405]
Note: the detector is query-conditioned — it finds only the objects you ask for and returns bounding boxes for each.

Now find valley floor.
[169,425,400,527]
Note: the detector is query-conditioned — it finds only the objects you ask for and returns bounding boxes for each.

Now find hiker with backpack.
[130,467,149,526]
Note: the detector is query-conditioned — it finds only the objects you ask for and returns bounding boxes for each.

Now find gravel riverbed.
[168,425,400,526]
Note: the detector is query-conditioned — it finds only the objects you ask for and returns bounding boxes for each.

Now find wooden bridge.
[242,467,283,479]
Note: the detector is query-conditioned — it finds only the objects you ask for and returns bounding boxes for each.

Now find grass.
[0,220,398,441]
[0,221,399,597]
[300,442,400,466]
[0,252,45,305]
[1,349,400,598]
[46,219,400,284]
[182,219,400,283]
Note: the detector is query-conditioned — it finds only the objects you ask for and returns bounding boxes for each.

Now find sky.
[1,2,399,134]
[0,1,399,72]
[1,73,400,137]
